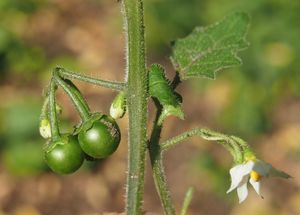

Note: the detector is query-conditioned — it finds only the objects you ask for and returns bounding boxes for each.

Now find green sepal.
[148,64,184,120]
[73,112,103,135]
[44,134,69,153]
[243,148,257,162]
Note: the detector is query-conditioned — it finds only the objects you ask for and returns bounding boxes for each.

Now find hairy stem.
[149,101,176,215]
[57,67,127,91]
[160,128,242,163]
[148,71,184,214]
[40,95,49,120]
[180,187,194,215]
[53,72,90,121]
[122,0,147,214]
[63,79,91,114]
[48,79,60,141]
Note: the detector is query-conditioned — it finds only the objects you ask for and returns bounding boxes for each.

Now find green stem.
[122,0,147,214]
[48,79,60,141]
[161,128,226,150]
[180,187,194,215]
[150,142,176,215]
[230,135,250,149]
[63,79,91,114]
[160,128,242,163]
[40,95,49,120]
[230,135,251,163]
[218,140,237,162]
[57,67,127,91]
[149,101,176,215]
[148,70,184,214]
[53,72,90,121]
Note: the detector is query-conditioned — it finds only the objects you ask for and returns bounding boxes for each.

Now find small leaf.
[171,12,250,80]
[149,64,184,120]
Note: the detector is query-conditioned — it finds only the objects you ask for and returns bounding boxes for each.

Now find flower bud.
[110,92,126,119]
[39,118,51,139]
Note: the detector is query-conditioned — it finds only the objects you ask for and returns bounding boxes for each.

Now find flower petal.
[249,178,261,196]
[237,182,248,203]
[227,161,255,193]
[253,160,272,177]
[268,167,291,179]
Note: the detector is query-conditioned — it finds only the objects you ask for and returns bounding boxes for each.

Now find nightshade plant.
[39,1,290,214]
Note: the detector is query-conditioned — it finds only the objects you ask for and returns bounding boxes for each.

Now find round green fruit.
[78,115,121,159]
[44,135,84,174]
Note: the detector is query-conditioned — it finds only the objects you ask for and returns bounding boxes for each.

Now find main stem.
[122,0,147,214]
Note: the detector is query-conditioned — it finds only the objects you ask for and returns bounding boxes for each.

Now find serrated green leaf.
[171,12,250,80]
[149,64,184,120]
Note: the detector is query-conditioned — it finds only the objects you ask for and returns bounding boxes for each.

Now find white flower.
[227,160,290,203]
[39,118,51,139]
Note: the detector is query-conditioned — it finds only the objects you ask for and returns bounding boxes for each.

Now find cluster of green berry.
[39,67,126,174]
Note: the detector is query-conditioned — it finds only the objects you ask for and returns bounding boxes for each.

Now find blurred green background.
[0,0,299,215]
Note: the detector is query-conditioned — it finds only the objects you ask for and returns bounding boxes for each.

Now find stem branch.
[53,72,90,121]
[40,95,49,120]
[48,79,60,141]
[57,67,127,91]
[147,70,184,214]
[180,187,194,215]
[160,128,243,163]
[149,101,176,215]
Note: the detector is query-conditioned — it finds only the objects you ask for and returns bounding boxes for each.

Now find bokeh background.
[0,0,299,214]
